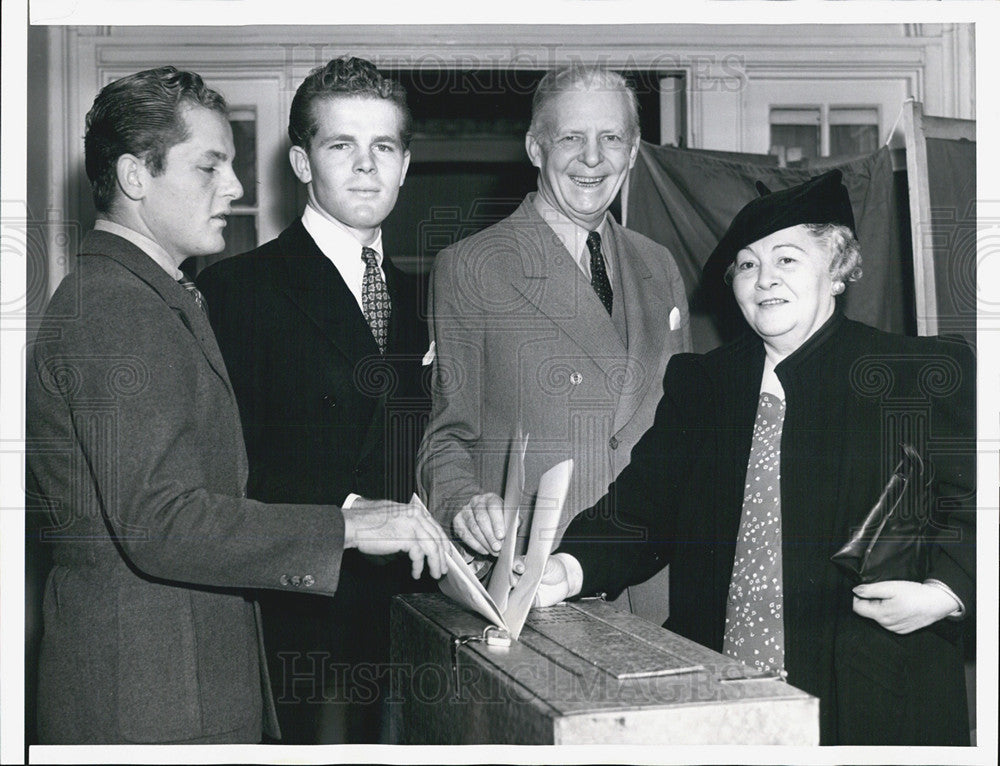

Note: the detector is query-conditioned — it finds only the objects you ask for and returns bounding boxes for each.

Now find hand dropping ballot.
[428,431,572,641]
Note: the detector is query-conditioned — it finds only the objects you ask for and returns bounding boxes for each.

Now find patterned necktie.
[361,246,391,354]
[586,231,613,315]
[177,275,208,315]
[722,392,786,676]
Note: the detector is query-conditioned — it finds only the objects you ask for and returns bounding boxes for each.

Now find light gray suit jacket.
[418,195,691,545]
[26,230,347,743]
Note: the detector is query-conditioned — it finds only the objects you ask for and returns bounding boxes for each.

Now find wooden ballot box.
[388,593,818,745]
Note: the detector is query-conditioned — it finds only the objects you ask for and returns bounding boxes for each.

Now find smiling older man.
[418,65,691,559]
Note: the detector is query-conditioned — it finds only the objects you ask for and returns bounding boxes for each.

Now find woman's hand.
[852,580,961,634]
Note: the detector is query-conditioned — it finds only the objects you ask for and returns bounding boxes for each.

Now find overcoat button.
[279,574,290,586]
[302,575,315,587]
[291,575,302,587]
[609,436,619,450]
[570,372,583,385]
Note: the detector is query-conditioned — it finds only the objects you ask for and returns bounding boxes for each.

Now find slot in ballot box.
[388,593,818,745]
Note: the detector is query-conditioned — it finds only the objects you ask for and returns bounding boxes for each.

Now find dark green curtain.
[627,143,910,352]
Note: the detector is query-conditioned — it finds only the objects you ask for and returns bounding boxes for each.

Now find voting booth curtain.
[924,137,977,346]
[625,143,913,353]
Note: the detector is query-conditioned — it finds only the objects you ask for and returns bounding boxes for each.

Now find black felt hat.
[703,169,856,288]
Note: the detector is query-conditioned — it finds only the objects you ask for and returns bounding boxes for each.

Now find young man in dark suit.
[197,57,430,743]
[25,66,448,745]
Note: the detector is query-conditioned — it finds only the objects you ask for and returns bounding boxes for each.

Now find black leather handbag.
[831,443,932,584]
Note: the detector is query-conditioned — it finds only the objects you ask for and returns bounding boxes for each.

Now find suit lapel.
[272,221,388,467]
[381,255,413,355]
[506,200,626,378]
[273,221,381,362]
[83,231,233,390]
[606,220,671,434]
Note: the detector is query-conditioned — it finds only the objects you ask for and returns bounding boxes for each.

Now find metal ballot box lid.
[389,593,819,745]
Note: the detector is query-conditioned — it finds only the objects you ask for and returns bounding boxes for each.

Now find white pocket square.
[668,306,681,331]
[422,340,436,366]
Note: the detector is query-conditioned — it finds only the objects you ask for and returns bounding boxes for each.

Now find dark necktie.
[177,275,208,315]
[361,246,391,354]
[586,231,613,315]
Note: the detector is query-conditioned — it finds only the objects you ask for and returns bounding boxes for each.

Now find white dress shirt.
[301,203,387,316]
[532,193,612,285]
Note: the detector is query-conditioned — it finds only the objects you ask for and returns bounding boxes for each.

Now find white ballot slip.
[501,459,572,639]
[413,492,509,630]
[437,536,508,631]
[431,434,573,641]
[487,429,527,612]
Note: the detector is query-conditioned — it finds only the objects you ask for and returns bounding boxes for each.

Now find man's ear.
[398,149,411,188]
[288,144,312,184]
[627,137,639,169]
[525,132,544,170]
[115,154,147,201]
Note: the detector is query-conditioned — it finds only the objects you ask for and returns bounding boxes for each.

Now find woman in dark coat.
[538,170,975,745]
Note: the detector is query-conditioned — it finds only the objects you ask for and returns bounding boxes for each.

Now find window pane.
[830,124,879,157]
[229,111,257,207]
[770,124,819,163]
[828,107,878,126]
[770,107,820,164]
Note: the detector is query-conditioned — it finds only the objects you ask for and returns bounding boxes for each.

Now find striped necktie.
[177,275,208,315]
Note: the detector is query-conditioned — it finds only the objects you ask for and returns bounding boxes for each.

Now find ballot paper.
[500,460,571,638]
[432,434,573,641]
[486,429,528,613]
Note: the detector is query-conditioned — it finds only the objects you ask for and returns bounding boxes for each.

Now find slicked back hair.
[288,56,412,151]
[85,66,228,213]
[529,65,640,143]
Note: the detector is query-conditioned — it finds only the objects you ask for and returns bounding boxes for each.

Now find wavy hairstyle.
[85,67,227,213]
[287,56,412,150]
[723,223,863,285]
